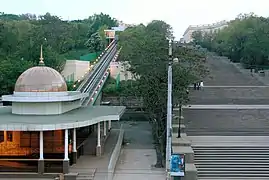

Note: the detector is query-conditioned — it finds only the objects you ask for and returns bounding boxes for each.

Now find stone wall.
[102,96,143,108]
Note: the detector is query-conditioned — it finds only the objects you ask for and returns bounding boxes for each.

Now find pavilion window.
[44,131,55,152]
[7,131,13,142]
[0,131,4,143]
[20,131,39,148]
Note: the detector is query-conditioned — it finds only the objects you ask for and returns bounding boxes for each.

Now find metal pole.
[166,40,173,179]
[177,105,182,138]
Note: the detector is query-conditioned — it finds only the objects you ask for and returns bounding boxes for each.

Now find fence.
[79,51,102,62]
[65,73,75,83]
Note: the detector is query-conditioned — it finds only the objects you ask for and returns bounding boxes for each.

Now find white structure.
[182,20,228,43]
[62,60,93,82]
[110,61,135,81]
[0,46,126,175]
[3,50,88,115]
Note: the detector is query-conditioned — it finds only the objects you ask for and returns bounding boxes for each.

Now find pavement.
[113,121,166,180]
[186,55,269,136]
[0,179,54,180]
[70,129,120,180]
[183,105,269,109]
[189,136,269,147]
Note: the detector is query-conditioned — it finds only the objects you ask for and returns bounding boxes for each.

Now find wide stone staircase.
[189,136,269,180]
[193,146,269,179]
[183,55,269,179]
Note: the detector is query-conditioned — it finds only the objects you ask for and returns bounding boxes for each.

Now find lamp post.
[166,39,173,180]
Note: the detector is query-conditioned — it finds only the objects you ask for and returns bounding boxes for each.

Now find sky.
[1,0,269,39]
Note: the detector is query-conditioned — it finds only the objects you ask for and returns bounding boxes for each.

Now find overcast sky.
[2,0,269,39]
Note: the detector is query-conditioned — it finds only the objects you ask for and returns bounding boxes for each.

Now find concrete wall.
[108,124,124,180]
[12,100,81,115]
[95,92,102,105]
[110,61,135,81]
[62,60,90,82]
[183,22,228,43]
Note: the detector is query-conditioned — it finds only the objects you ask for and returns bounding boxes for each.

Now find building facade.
[182,20,228,43]
[0,46,125,176]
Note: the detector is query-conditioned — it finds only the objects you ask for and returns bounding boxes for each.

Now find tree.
[119,21,207,167]
[87,13,118,36]
[193,13,269,69]
[85,32,104,53]
[192,31,203,45]
[0,12,119,95]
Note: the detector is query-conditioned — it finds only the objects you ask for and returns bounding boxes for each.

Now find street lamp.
[166,39,173,180]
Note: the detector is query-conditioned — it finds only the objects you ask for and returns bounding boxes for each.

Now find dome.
[14,66,67,92]
[14,45,67,92]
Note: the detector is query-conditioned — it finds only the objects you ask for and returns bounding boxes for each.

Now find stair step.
[196,164,269,168]
[199,178,269,180]
[195,158,269,161]
[194,148,269,150]
[198,174,269,178]
[195,153,269,155]
[77,174,94,180]
[195,160,269,163]
[198,170,269,174]
[195,154,269,157]
[193,147,269,149]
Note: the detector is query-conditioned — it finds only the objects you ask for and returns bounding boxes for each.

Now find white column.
[4,131,7,143]
[72,129,76,152]
[39,131,44,160]
[97,122,101,147]
[64,129,69,160]
[108,120,111,130]
[103,121,107,136]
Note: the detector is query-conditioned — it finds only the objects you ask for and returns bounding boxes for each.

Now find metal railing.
[79,41,118,106]
[77,40,116,92]
[83,48,121,106]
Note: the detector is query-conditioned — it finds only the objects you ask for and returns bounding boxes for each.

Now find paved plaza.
[113,121,166,180]
[186,54,269,179]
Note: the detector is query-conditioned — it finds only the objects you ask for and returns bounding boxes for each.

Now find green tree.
[87,13,118,36]
[119,21,207,167]
[85,32,104,53]
[0,12,119,95]
[193,13,269,68]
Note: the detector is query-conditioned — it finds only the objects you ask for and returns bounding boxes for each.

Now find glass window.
[7,131,13,142]
[0,132,4,143]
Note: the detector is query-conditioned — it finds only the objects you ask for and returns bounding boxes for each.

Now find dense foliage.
[118,20,208,167]
[192,13,269,69]
[0,12,118,95]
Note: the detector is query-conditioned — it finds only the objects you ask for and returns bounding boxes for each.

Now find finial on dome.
[39,45,45,66]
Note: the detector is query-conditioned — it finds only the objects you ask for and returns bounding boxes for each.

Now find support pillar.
[72,128,77,164]
[108,120,111,131]
[103,121,107,137]
[96,122,102,156]
[3,131,7,144]
[63,129,69,174]
[178,106,184,138]
[38,131,44,174]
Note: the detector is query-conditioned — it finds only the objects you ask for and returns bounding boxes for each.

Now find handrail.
[77,40,116,92]
[84,48,122,106]
[76,40,116,91]
[80,45,117,105]
[81,47,117,105]
[107,125,124,180]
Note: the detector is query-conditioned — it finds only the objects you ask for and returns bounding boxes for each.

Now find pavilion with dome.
[0,46,125,174]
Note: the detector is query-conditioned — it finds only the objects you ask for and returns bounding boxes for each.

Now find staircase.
[76,173,95,180]
[193,145,269,179]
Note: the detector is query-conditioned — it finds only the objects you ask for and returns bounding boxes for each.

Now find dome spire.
[39,45,45,66]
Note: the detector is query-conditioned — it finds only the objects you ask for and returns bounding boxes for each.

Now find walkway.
[70,129,119,180]
[113,121,166,180]
[186,55,269,136]
[186,54,269,179]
